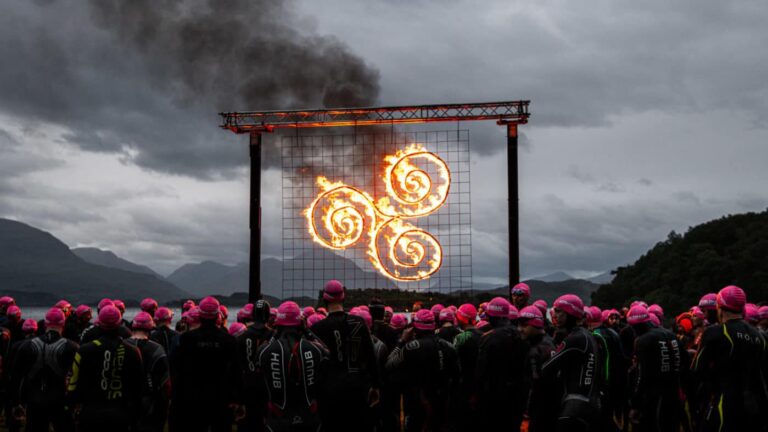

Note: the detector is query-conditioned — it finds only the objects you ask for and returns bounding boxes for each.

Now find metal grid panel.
[281,130,472,299]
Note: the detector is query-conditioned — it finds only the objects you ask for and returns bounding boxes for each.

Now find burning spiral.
[305,144,450,282]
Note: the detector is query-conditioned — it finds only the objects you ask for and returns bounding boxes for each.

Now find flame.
[305,144,449,282]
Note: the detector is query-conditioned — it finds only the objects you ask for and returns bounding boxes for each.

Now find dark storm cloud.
[0,0,379,178]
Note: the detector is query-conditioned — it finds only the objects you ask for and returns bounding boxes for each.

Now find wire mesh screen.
[281,130,472,300]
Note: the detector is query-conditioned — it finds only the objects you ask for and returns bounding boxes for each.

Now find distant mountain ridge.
[0,218,189,305]
[72,247,161,278]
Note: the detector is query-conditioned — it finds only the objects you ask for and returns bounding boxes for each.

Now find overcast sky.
[1,0,767,285]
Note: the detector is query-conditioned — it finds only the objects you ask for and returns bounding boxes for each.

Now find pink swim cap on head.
[0,296,15,308]
[390,313,408,330]
[648,304,664,319]
[276,301,302,327]
[508,305,519,320]
[649,313,660,326]
[511,283,530,297]
[553,294,585,319]
[744,303,759,323]
[627,305,651,325]
[532,299,547,314]
[698,293,717,311]
[519,306,545,328]
[413,309,436,330]
[6,306,21,321]
[228,322,247,337]
[113,300,126,313]
[22,319,38,334]
[758,305,768,321]
[486,297,510,318]
[717,285,746,313]
[186,307,201,325]
[132,311,155,331]
[76,304,92,318]
[45,307,66,327]
[140,298,158,313]
[303,306,316,318]
[323,280,345,302]
[456,304,477,325]
[155,307,174,322]
[351,309,372,329]
[182,300,196,312]
[439,308,455,323]
[98,298,114,311]
[198,296,221,320]
[97,305,122,330]
[307,314,324,328]
[690,306,705,319]
[584,306,602,324]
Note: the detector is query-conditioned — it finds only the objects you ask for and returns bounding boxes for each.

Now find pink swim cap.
[132,311,155,331]
[758,306,768,321]
[6,306,21,321]
[511,283,531,297]
[219,305,229,320]
[0,296,15,308]
[649,313,660,327]
[228,322,247,337]
[601,309,612,323]
[384,306,394,315]
[413,309,436,330]
[98,298,114,311]
[307,314,324,328]
[45,307,66,327]
[553,294,585,319]
[76,304,92,318]
[113,300,126,313]
[698,293,717,311]
[627,305,651,325]
[508,305,519,320]
[140,298,158,313]
[323,280,345,302]
[276,301,302,327]
[182,300,196,312]
[237,304,254,322]
[155,307,174,322]
[486,297,510,318]
[717,285,746,313]
[22,319,38,334]
[519,306,545,328]
[439,308,455,323]
[55,299,72,312]
[532,299,548,314]
[648,304,664,319]
[744,303,759,323]
[97,305,122,330]
[456,304,477,325]
[390,313,408,330]
[198,296,221,320]
[186,307,201,325]
[584,306,602,324]
[351,309,373,329]
[690,306,705,319]
[303,306,316,318]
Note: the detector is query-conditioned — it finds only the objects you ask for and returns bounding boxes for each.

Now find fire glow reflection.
[305,144,450,281]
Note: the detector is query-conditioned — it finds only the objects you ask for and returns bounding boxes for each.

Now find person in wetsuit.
[149,307,178,357]
[519,305,557,432]
[256,301,327,432]
[9,309,78,432]
[171,296,242,432]
[309,280,380,432]
[237,299,274,432]
[64,305,92,342]
[476,297,528,430]
[624,305,684,432]
[80,299,131,344]
[385,308,459,432]
[452,303,482,431]
[542,294,601,432]
[66,305,144,432]
[587,306,627,432]
[125,312,170,432]
[436,308,461,343]
[5,306,24,344]
[5,319,42,432]
[510,283,531,311]
[693,285,768,432]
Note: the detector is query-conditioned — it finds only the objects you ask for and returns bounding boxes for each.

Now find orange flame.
[304,144,449,282]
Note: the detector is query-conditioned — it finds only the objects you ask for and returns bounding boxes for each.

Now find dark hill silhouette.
[0,218,189,305]
[72,247,160,277]
[592,209,768,313]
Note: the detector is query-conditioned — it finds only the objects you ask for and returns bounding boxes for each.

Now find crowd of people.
[0,281,766,431]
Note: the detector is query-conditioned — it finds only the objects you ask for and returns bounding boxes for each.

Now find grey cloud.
[638,178,653,186]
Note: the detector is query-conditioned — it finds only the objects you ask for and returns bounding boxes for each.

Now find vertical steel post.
[249,132,262,302]
[506,123,520,298]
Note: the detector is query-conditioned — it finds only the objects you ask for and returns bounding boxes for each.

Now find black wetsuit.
[629,325,684,432]
[9,331,78,432]
[124,338,170,432]
[80,324,132,344]
[149,325,178,358]
[257,327,327,432]
[237,323,274,432]
[541,326,602,432]
[591,325,627,432]
[171,320,241,432]
[66,332,144,432]
[63,318,91,343]
[525,332,558,432]
[385,332,459,432]
[475,319,528,430]
[3,335,31,432]
[310,310,380,432]
[436,325,461,344]
[453,327,482,429]
[693,319,768,432]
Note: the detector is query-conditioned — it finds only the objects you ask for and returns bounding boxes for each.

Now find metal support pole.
[506,123,520,298]
[249,132,262,302]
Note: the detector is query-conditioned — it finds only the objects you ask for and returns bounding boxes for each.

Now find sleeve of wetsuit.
[154,348,172,401]
[359,323,380,388]
[629,337,646,409]
[8,342,31,405]
[66,349,83,409]
[691,326,719,377]
[541,333,579,378]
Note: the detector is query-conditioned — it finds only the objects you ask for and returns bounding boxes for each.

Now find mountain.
[0,218,189,305]
[527,271,574,283]
[588,271,614,285]
[592,209,768,313]
[72,247,161,278]
[487,279,601,305]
